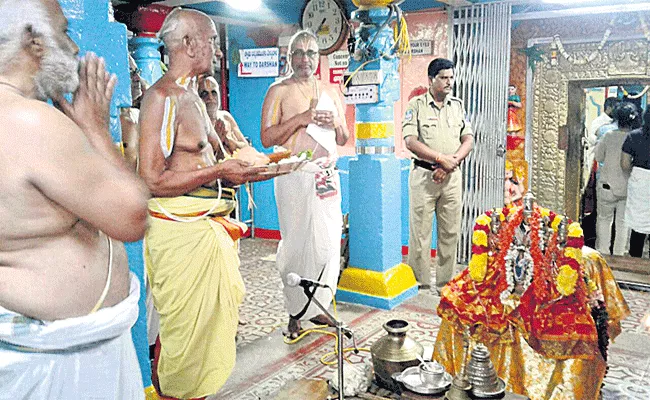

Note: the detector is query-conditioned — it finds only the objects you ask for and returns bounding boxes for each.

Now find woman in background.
[622,106,650,258]
[594,102,640,255]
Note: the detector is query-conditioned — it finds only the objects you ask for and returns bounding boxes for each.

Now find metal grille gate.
[448,3,512,263]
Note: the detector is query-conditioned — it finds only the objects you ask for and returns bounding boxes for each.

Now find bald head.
[158,8,215,53]
[288,30,318,53]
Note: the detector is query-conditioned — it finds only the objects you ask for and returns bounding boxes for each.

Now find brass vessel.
[467,344,500,393]
[370,319,423,387]
[467,344,506,398]
[445,326,472,400]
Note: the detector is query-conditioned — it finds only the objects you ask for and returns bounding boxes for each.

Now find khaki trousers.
[407,166,462,290]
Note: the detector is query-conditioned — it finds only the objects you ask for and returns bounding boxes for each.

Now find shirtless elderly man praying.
[0,0,149,398]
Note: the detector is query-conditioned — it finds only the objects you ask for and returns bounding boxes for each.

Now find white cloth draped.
[0,274,143,400]
[305,93,338,155]
[274,159,343,320]
[626,166,650,234]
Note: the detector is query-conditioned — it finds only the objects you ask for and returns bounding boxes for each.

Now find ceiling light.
[225,0,261,11]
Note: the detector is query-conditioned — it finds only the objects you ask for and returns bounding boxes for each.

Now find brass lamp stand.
[445,328,472,400]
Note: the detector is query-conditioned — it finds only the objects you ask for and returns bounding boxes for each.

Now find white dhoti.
[625,167,650,234]
[0,273,143,400]
[275,159,343,320]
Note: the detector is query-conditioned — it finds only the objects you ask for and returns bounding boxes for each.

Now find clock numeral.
[308,12,314,18]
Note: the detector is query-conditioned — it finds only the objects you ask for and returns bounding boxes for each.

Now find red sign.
[329,67,346,85]
[314,63,321,80]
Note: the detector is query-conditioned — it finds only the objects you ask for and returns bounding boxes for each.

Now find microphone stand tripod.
[302,285,356,400]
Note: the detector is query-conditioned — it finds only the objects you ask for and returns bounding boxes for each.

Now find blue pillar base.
[336,263,418,310]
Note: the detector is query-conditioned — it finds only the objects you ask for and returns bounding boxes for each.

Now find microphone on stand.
[286,272,330,289]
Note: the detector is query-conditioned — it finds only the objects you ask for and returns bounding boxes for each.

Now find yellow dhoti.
[145,188,245,399]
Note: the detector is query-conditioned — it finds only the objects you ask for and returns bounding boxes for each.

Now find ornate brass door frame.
[528,38,650,219]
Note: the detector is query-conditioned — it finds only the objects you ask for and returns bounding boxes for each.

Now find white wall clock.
[301,0,349,55]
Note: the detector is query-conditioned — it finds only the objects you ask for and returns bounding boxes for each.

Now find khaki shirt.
[402,91,473,156]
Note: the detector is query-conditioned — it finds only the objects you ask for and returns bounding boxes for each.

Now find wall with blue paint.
[60,0,151,389]
[226,19,437,252]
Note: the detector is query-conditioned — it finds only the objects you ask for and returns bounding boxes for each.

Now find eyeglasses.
[130,68,142,76]
[291,49,319,59]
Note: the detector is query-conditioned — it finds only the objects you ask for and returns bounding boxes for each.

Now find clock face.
[301,0,347,55]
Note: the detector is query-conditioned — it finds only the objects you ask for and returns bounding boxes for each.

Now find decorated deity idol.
[434,193,618,400]
[441,194,599,357]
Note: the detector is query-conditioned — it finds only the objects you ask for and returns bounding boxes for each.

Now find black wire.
[365,5,394,56]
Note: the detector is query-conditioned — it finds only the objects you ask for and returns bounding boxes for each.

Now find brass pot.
[370,319,424,387]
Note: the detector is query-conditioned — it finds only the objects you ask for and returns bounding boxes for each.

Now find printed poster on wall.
[238,47,280,78]
[328,50,349,84]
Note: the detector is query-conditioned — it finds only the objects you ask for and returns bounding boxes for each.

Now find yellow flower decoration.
[469,252,488,282]
[567,222,583,238]
[556,264,578,296]
[564,247,583,263]
[476,214,491,226]
[494,208,505,221]
[540,207,550,218]
[551,215,563,231]
[472,230,488,247]
[587,279,598,293]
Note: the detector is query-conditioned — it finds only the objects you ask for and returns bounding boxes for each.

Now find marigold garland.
[476,214,491,226]
[443,204,598,361]
[492,207,524,300]
[473,230,488,247]
[557,265,579,296]
[469,252,489,282]
[468,205,585,302]
[568,222,583,238]
[551,215,562,231]
[564,247,583,263]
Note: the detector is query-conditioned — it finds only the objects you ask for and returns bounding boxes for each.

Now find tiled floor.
[211,238,650,400]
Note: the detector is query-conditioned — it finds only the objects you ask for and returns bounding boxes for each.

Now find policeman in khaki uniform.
[403,58,474,294]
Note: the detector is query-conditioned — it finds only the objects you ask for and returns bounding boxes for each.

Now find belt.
[413,158,440,171]
[148,208,232,221]
[186,186,236,201]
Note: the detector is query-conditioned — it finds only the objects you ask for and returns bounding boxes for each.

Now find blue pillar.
[129,36,163,85]
[60,0,152,393]
[125,32,164,399]
[336,6,418,309]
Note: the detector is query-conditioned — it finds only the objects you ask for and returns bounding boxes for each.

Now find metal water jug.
[370,319,424,387]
